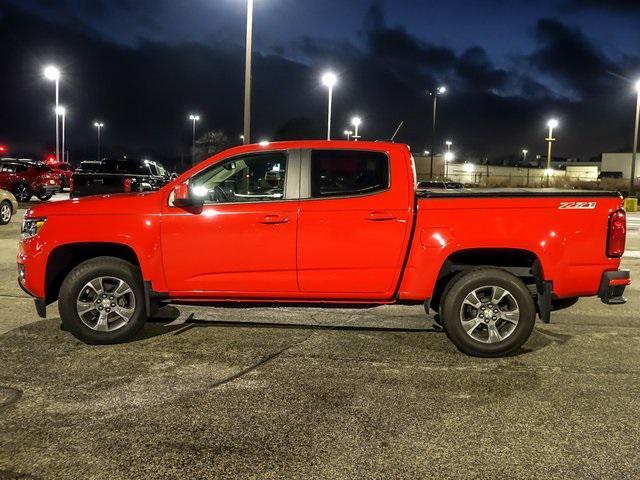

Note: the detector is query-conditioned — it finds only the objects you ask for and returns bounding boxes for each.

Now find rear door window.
[310,150,389,198]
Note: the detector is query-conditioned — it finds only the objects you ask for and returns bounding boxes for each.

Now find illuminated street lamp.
[322,72,338,140]
[55,106,66,163]
[428,85,447,178]
[189,114,200,165]
[630,80,640,196]
[243,0,254,144]
[43,65,61,163]
[94,122,104,161]
[445,140,452,151]
[351,116,362,141]
[522,149,529,164]
[545,119,559,187]
[344,130,353,141]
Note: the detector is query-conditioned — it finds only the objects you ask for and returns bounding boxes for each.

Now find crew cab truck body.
[17,141,630,356]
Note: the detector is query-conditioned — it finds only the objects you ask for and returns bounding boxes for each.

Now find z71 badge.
[558,201,597,210]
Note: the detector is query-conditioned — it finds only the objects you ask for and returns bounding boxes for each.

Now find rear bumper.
[598,270,630,305]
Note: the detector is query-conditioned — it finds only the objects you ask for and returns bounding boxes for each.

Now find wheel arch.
[429,248,544,312]
[45,242,141,306]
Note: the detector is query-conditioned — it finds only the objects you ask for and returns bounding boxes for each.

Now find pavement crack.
[209,332,315,390]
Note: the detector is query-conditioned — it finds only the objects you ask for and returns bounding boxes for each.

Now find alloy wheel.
[76,276,136,332]
[459,285,520,344]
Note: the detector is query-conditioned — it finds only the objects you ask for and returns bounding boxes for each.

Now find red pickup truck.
[17,141,630,356]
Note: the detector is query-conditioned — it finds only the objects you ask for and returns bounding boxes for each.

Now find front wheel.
[440,268,536,357]
[58,257,147,344]
[0,200,12,225]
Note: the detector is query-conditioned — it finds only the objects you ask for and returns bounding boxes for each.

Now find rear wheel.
[0,200,12,225]
[36,190,54,201]
[440,268,536,357]
[12,183,31,202]
[58,257,147,344]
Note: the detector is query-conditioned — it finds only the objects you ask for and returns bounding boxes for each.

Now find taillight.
[123,178,132,193]
[607,209,626,258]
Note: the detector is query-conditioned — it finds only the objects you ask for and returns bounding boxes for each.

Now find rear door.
[296,148,413,298]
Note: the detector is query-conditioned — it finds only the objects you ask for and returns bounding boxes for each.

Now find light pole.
[44,65,61,163]
[55,106,66,164]
[189,114,200,165]
[428,85,446,178]
[243,0,254,145]
[522,149,528,164]
[351,116,362,141]
[546,119,559,170]
[444,151,455,178]
[344,130,353,141]
[546,119,559,187]
[94,122,104,161]
[631,80,640,197]
[322,72,338,140]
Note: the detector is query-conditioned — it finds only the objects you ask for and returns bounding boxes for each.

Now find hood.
[25,192,161,218]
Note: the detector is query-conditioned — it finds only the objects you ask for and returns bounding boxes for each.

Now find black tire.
[440,268,536,357]
[36,190,54,201]
[58,257,147,344]
[0,200,12,225]
[12,183,31,202]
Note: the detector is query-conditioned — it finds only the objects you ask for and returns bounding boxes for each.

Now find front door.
[161,150,300,296]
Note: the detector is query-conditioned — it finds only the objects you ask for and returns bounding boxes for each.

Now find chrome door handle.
[366,211,397,221]
[259,214,289,224]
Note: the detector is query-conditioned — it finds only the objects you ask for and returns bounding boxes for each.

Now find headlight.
[21,218,46,240]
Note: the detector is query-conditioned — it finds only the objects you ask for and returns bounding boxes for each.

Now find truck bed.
[416,188,621,198]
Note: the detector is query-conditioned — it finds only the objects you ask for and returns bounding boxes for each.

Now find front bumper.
[17,265,46,318]
[598,270,630,305]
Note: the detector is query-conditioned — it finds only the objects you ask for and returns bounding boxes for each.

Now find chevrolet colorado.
[17,141,630,356]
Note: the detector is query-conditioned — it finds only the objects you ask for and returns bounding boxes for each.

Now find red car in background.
[0,158,61,202]
[49,162,74,189]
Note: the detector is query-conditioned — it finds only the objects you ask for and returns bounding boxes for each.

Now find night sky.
[1,0,640,166]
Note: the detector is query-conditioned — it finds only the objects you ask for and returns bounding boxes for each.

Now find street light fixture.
[243,0,254,144]
[630,80,640,197]
[344,130,353,141]
[55,106,66,163]
[522,149,529,164]
[94,122,104,161]
[445,140,452,151]
[351,116,362,141]
[189,114,200,165]
[428,85,447,178]
[322,72,338,140]
[44,65,61,163]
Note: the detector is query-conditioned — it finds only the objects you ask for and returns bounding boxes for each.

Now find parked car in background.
[19,141,630,357]
[0,159,61,202]
[70,158,170,198]
[0,189,18,225]
[417,180,465,190]
[50,162,74,189]
[598,171,623,180]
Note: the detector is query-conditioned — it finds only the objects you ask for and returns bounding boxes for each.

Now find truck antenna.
[390,121,404,142]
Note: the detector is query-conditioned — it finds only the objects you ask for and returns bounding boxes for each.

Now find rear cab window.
[310,150,389,198]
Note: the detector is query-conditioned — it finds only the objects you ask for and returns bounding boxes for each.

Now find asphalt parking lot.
[1,195,639,479]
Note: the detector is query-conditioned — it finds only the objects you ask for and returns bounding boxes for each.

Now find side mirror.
[171,182,203,208]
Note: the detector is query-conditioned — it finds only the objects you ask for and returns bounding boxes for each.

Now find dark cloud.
[528,18,617,98]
